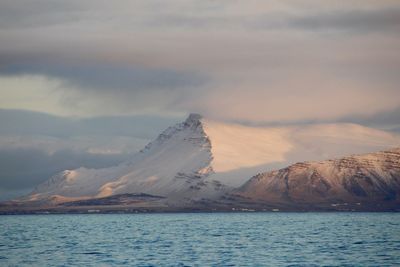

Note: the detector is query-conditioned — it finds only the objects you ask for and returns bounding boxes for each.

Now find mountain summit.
[21,114,400,207]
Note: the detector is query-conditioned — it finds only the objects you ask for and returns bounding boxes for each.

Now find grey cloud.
[0,147,129,191]
[0,109,181,139]
[286,8,400,33]
[227,105,400,131]
[0,0,225,29]
[0,1,82,28]
[0,1,400,124]
[127,5,400,34]
[0,60,205,92]
[2,1,400,34]
[335,106,400,131]
[0,188,31,202]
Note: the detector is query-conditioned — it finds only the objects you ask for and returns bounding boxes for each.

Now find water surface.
[0,213,399,266]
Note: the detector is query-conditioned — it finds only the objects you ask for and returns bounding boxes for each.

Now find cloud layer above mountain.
[1,0,400,123]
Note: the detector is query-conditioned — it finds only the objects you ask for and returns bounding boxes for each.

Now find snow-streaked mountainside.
[236,148,400,205]
[24,114,400,204]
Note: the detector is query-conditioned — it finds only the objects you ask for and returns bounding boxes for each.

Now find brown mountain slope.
[234,148,400,210]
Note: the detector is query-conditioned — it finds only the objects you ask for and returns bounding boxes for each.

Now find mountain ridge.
[235,147,400,206]
[7,113,400,211]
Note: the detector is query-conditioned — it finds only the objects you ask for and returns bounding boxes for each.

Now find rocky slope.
[235,148,400,209]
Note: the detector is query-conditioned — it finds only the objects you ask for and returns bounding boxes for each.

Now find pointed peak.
[184,113,203,125]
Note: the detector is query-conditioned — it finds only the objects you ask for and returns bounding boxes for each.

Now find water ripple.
[0,213,399,266]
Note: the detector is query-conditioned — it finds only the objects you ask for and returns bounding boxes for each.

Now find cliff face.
[236,148,400,206]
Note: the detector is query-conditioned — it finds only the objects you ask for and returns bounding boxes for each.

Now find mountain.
[16,114,400,208]
[235,148,400,210]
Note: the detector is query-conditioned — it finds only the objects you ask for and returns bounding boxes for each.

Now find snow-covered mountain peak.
[184,113,203,126]
[23,114,400,204]
[141,113,208,153]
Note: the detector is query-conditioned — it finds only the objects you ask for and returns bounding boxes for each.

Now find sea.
[0,212,399,266]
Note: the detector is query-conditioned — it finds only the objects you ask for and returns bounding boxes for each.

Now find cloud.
[0,0,400,121]
[0,1,82,29]
[286,7,400,33]
[336,106,400,131]
[0,108,181,139]
[1,60,205,92]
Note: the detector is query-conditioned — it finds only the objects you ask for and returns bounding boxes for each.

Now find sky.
[1,0,400,199]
